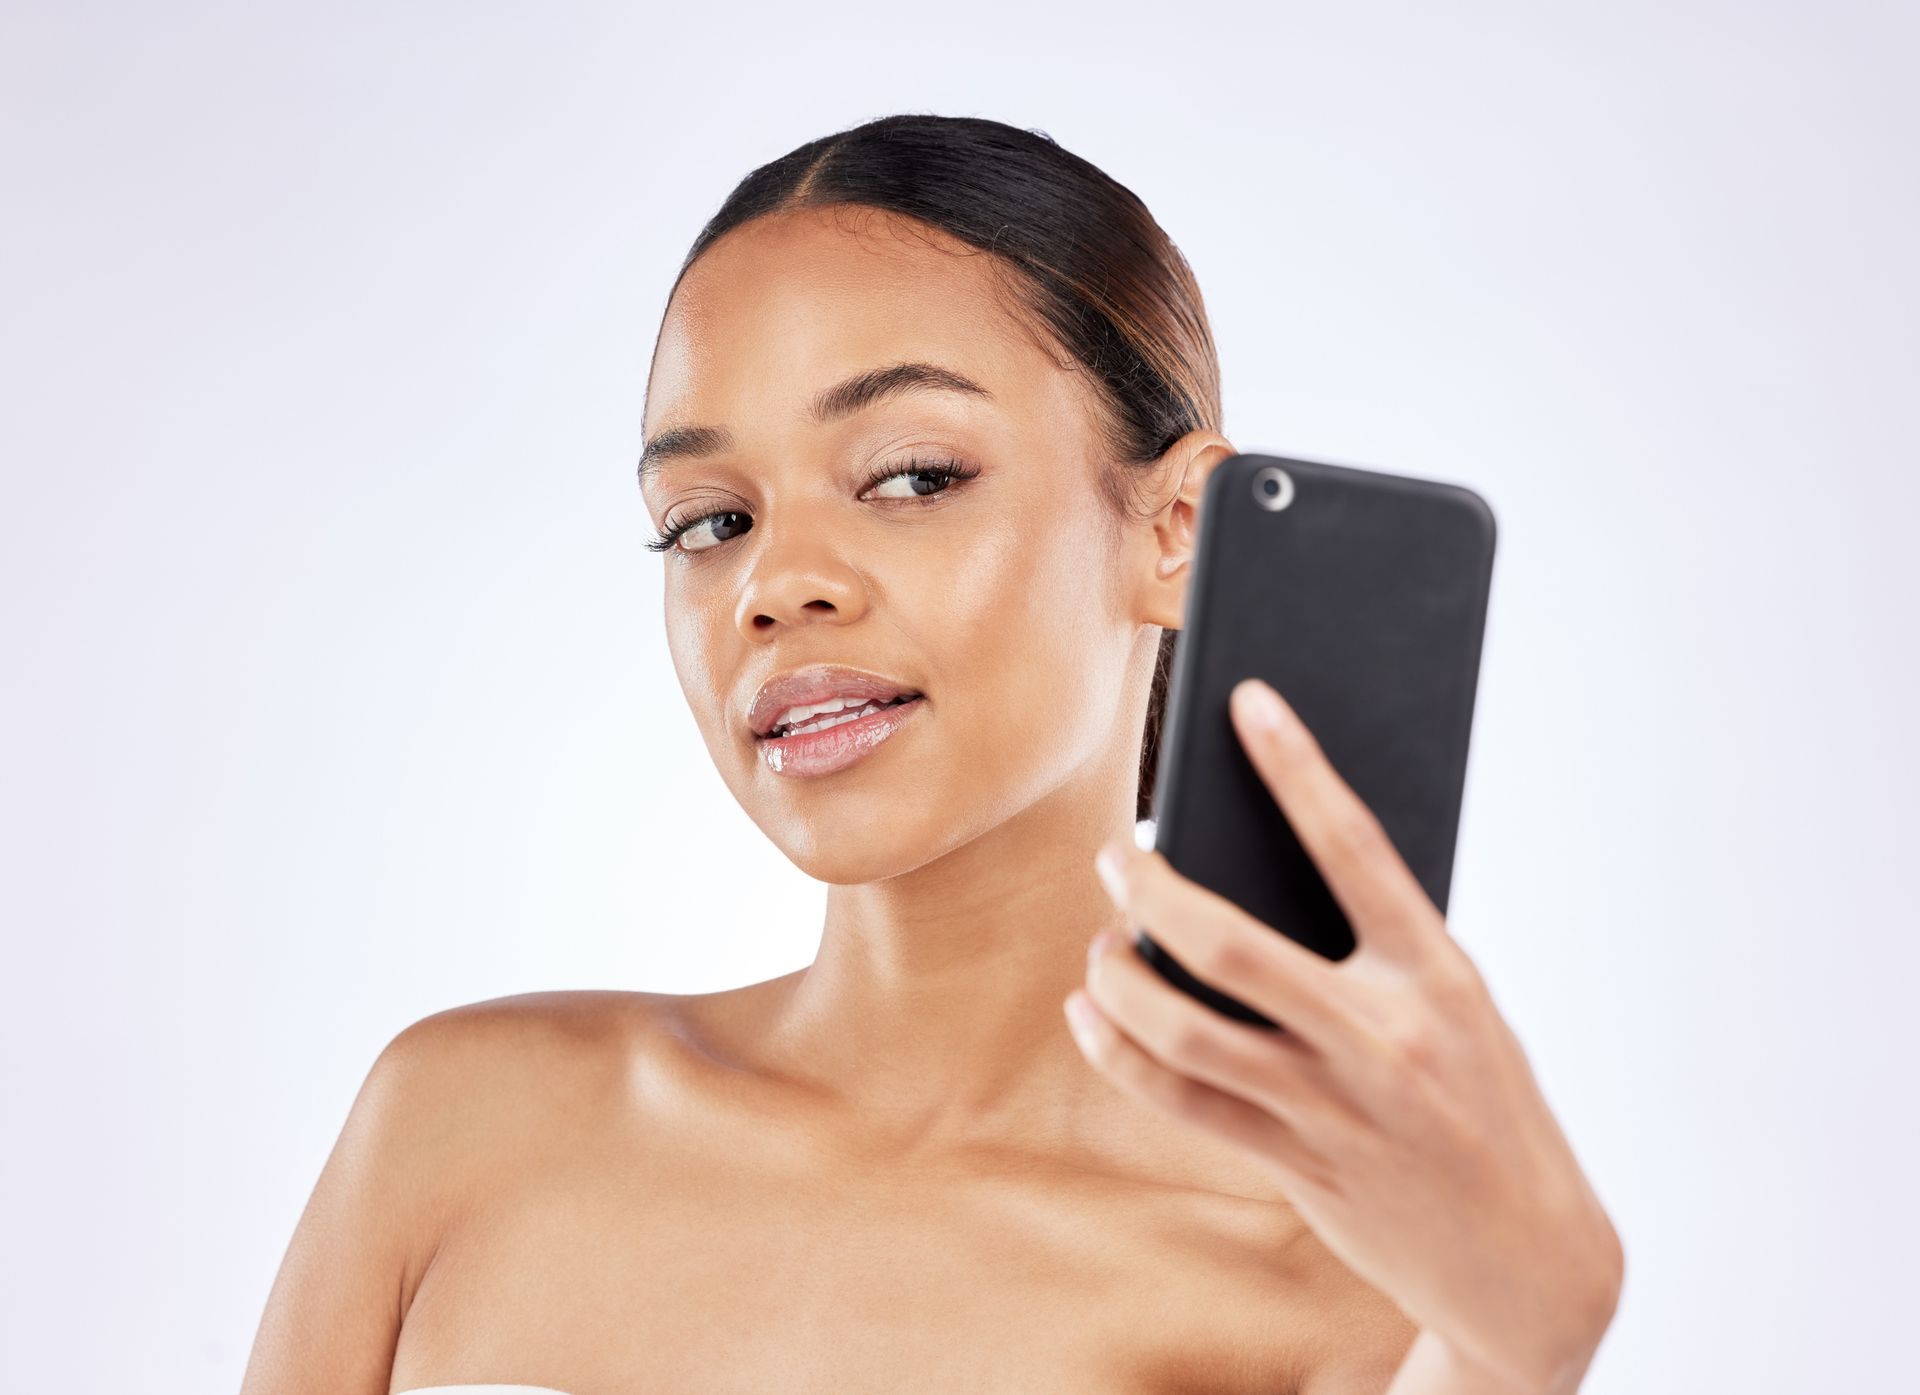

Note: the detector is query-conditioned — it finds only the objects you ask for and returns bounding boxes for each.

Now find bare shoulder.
[378,988,682,1159]
[389,986,674,1074]
[243,990,683,1392]
[375,979,787,1181]
[367,991,693,1297]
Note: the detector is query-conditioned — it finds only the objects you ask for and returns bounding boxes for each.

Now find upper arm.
[238,1018,470,1395]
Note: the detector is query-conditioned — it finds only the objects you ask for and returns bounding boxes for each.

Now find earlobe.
[1141,549,1193,629]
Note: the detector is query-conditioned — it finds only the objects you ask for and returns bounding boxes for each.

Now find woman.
[242,113,1622,1395]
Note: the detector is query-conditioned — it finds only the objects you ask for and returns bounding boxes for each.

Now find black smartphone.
[1137,452,1497,1028]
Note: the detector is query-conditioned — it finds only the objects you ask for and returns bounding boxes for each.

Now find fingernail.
[1094,842,1126,900]
[1087,929,1114,967]
[1234,678,1287,734]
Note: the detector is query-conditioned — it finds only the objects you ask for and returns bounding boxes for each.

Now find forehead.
[644,205,1080,441]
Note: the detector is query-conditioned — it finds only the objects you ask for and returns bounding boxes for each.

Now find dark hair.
[665,113,1222,821]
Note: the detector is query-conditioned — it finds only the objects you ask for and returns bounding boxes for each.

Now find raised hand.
[1065,678,1622,1395]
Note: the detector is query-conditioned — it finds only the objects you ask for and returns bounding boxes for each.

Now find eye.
[646,509,749,555]
[862,458,977,500]
[643,455,981,557]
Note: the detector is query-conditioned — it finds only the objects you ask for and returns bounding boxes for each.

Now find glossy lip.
[756,693,926,778]
[745,664,923,740]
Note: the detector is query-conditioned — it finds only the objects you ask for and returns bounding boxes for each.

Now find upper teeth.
[771,695,895,735]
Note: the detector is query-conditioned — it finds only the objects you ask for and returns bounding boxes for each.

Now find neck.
[755,749,1143,1155]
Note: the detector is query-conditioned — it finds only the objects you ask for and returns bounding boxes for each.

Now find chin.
[768,812,965,886]
[747,768,1059,889]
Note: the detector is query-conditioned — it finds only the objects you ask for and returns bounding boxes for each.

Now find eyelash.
[644,455,982,556]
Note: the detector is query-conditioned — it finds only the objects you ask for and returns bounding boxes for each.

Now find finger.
[1063,989,1339,1195]
[1083,927,1346,1134]
[1096,839,1359,1044]
[1229,678,1447,959]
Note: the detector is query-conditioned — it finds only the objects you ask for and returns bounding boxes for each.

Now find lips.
[746,664,923,740]
[756,694,926,777]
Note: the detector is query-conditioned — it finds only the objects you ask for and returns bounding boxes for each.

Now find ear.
[1136,431,1237,630]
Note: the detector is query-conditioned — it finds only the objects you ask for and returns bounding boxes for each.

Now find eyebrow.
[637,361,991,486]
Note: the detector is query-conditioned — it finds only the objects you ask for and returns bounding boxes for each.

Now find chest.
[391,1149,1322,1395]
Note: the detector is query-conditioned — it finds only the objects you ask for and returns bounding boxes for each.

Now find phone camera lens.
[1252,466,1295,512]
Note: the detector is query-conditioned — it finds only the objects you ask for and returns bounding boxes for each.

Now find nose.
[733,520,869,641]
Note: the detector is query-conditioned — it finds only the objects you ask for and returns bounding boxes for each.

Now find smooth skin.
[240,202,1618,1395]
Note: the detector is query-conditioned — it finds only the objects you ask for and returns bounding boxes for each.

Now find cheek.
[662,583,735,744]
[924,500,1129,769]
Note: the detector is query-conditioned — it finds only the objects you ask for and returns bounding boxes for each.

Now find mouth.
[745,663,928,778]
[755,693,927,778]
[760,692,922,740]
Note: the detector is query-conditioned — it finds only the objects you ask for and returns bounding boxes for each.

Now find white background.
[3,3,1914,1390]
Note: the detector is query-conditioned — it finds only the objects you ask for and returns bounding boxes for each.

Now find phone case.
[1138,453,1497,1027]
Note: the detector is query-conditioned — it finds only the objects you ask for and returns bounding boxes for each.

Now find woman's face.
[641,204,1174,884]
